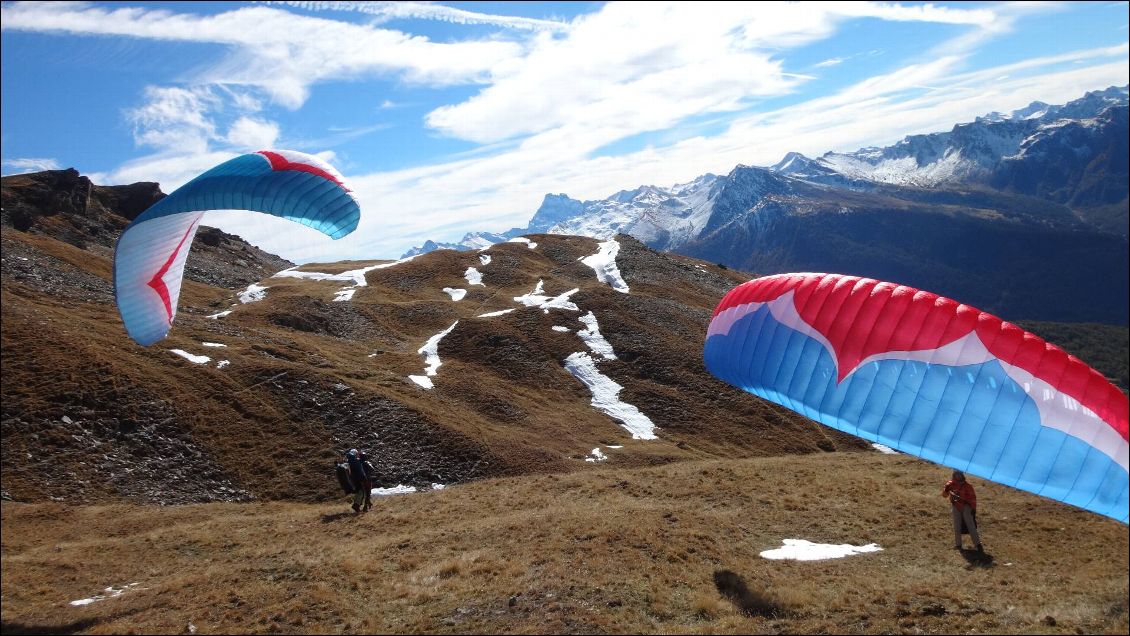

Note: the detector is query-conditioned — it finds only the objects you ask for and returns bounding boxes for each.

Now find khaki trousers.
[951,505,981,547]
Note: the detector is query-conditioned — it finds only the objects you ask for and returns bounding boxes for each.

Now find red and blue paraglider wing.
[114,150,360,346]
[704,273,1128,523]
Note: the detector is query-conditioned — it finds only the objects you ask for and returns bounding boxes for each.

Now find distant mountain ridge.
[403,86,1130,324]
[815,86,1128,200]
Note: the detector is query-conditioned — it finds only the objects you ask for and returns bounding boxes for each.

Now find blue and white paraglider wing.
[704,273,1129,523]
[114,150,360,346]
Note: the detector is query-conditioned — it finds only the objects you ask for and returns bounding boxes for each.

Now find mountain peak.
[528,193,585,233]
[770,152,811,173]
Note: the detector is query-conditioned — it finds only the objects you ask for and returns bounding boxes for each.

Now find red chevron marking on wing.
[146,218,201,323]
[257,150,351,191]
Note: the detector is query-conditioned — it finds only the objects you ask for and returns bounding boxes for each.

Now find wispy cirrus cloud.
[814,57,846,68]
[291,123,393,149]
[121,85,275,163]
[826,1,996,26]
[266,1,569,31]
[0,1,514,197]
[426,3,798,145]
[93,84,279,188]
[0,2,520,108]
[422,1,1003,149]
[2,157,62,175]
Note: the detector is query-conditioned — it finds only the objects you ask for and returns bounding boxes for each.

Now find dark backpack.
[335,462,355,494]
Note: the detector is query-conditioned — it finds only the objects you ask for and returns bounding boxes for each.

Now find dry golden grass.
[3,452,1127,635]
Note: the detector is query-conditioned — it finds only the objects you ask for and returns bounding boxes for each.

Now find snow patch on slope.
[514,280,579,312]
[408,321,458,389]
[274,256,417,301]
[238,283,268,303]
[464,267,484,286]
[580,239,629,293]
[576,311,616,360]
[760,539,882,561]
[564,352,657,440]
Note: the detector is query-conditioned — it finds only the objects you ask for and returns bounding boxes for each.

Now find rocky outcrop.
[1,169,294,288]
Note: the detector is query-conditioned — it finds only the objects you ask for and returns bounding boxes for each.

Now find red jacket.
[943,480,977,510]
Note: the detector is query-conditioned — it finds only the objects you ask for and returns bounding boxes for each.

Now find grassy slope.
[3,452,1127,635]
[3,229,871,505]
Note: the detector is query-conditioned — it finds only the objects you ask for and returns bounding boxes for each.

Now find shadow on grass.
[959,548,995,568]
[2,605,148,635]
[2,618,104,635]
[321,511,359,523]
[713,569,783,617]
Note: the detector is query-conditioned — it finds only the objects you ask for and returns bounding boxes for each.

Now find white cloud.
[0,2,521,108]
[814,57,845,68]
[127,85,220,153]
[421,1,1002,147]
[88,150,238,189]
[612,57,1129,174]
[226,116,281,150]
[291,123,392,149]
[828,1,996,26]
[1,157,62,174]
[270,1,568,31]
[312,149,338,164]
[425,3,805,144]
[219,86,266,113]
[111,86,280,185]
[943,42,1130,91]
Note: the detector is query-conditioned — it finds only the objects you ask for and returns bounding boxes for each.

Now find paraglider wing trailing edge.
[704,272,1129,523]
[113,150,361,346]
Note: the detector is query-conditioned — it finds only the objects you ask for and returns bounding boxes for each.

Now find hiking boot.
[976,544,984,554]
[352,504,360,513]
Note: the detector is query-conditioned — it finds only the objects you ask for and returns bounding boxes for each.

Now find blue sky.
[2,1,1128,262]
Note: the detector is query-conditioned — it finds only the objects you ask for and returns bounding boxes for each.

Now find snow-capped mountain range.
[405,85,1128,258]
[815,85,1128,188]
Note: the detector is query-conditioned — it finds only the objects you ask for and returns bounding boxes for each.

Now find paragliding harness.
[949,492,977,535]
[335,461,356,494]
[358,456,376,501]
